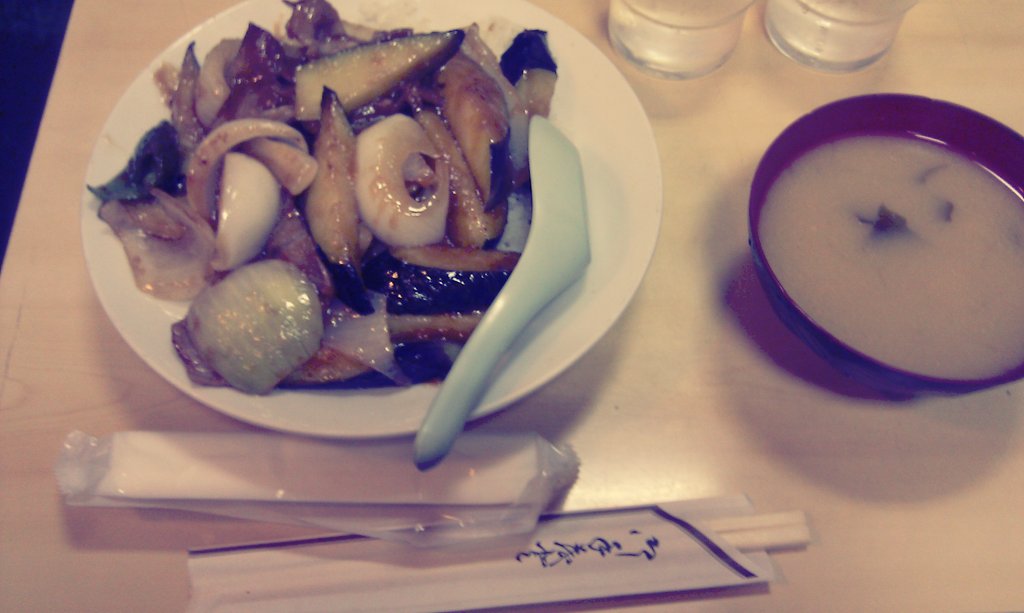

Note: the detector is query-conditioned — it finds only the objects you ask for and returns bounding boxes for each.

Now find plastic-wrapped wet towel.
[55,430,579,546]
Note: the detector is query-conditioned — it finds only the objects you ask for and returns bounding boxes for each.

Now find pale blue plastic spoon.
[413,116,590,470]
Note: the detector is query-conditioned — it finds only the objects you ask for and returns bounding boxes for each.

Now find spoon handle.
[413,117,589,470]
[412,279,550,470]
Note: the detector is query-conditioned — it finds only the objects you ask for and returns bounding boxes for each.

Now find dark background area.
[1,1,75,269]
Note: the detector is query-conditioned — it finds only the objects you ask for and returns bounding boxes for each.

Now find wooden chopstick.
[704,511,811,552]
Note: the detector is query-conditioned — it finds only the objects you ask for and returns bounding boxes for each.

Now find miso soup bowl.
[749,94,1024,395]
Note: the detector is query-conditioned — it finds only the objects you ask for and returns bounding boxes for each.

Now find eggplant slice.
[415,107,508,248]
[363,245,519,315]
[305,88,373,314]
[438,53,514,209]
[294,29,465,120]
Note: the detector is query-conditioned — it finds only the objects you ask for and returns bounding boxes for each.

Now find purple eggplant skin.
[499,29,557,85]
[323,257,373,315]
[285,0,346,44]
[88,121,184,203]
[362,246,519,316]
[393,341,455,383]
[216,23,298,123]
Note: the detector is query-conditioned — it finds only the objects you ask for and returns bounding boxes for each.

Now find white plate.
[81,0,662,438]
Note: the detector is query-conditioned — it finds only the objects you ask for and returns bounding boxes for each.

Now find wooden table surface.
[3,0,1023,610]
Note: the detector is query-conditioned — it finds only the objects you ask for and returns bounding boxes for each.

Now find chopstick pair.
[187,499,808,611]
[705,510,811,552]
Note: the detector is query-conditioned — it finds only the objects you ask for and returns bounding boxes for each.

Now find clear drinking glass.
[764,0,919,72]
[608,0,756,79]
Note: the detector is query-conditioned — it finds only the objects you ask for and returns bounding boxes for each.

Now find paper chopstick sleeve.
[54,430,579,546]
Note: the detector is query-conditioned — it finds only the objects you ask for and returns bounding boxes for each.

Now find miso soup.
[759,134,1024,379]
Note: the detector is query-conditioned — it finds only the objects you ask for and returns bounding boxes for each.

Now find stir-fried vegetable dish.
[88,0,559,394]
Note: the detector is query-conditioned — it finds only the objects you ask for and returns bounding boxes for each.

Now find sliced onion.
[322,293,410,385]
[185,259,324,394]
[211,152,282,271]
[241,137,319,195]
[354,114,450,247]
[516,68,557,118]
[98,190,215,301]
[185,118,308,223]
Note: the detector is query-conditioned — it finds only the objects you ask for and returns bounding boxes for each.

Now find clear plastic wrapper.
[55,430,578,546]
